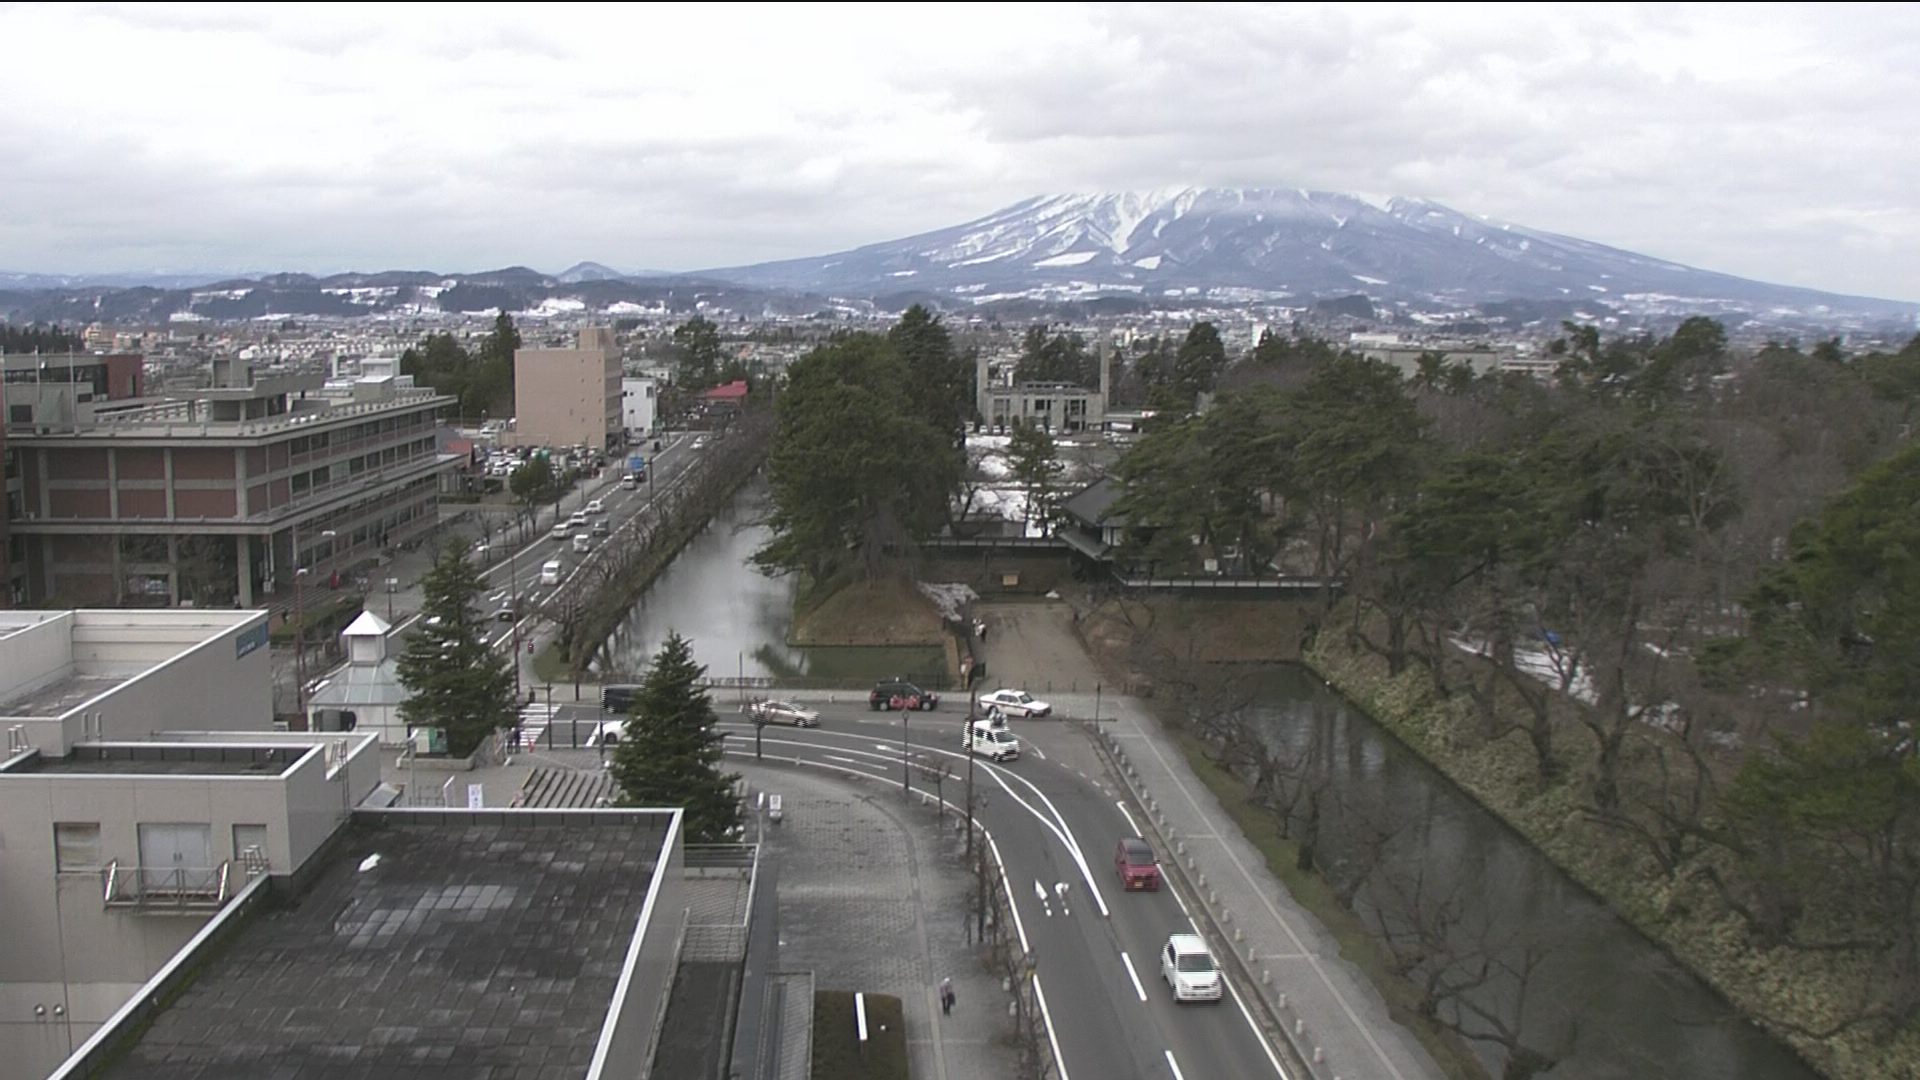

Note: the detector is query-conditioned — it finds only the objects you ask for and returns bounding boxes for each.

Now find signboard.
[466,783,485,809]
[627,455,646,473]
[235,621,270,660]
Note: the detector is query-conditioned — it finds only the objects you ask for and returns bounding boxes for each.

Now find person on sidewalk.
[939,976,955,1016]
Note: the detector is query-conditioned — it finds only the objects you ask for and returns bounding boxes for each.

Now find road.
[305,429,714,702]
[713,704,1294,1080]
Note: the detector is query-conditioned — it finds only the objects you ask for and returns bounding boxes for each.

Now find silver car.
[745,699,820,727]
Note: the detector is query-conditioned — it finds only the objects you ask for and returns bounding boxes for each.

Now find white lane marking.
[1164,1049,1186,1080]
[1134,728,1397,1078]
[1030,744,1047,760]
[1116,800,1144,835]
[1119,951,1147,1002]
[1032,975,1070,1080]
[978,764,1111,918]
[1165,881,1192,919]
[1225,975,1292,1079]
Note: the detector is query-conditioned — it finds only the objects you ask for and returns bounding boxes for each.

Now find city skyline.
[4,2,1918,301]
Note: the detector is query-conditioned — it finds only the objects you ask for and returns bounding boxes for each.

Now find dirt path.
[971,600,1109,697]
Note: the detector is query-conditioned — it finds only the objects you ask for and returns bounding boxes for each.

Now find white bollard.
[1313,1047,1324,1064]
[1277,991,1287,1008]
[1197,872,1206,889]
[1294,1018,1304,1036]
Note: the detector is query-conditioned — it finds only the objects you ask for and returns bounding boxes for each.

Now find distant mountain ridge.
[4,188,1913,328]
[700,187,1917,320]
[0,265,833,325]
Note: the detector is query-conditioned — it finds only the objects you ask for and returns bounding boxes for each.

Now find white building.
[622,375,659,435]
[0,608,382,1075]
[303,610,409,746]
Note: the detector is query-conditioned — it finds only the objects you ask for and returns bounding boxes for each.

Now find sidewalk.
[1046,690,1444,1080]
[274,468,626,712]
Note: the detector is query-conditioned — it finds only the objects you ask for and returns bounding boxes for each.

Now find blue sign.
[627,455,646,472]
[235,621,270,660]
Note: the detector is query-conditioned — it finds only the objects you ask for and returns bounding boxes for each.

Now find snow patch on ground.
[1033,251,1099,268]
[917,582,978,622]
[1352,274,1389,285]
[1132,255,1163,270]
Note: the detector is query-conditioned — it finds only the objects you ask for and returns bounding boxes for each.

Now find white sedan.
[980,688,1053,718]
[745,699,820,727]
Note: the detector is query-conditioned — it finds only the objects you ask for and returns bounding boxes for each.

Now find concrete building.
[515,327,622,451]
[621,375,658,436]
[3,357,458,608]
[3,390,15,606]
[1,606,696,1080]
[0,607,318,1074]
[977,336,1112,433]
[1356,341,1507,380]
[2,352,147,425]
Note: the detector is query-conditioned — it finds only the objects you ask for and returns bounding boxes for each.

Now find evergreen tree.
[396,542,517,757]
[1005,419,1065,533]
[673,316,723,390]
[889,305,973,441]
[609,632,740,842]
[755,332,956,582]
[1172,321,1228,403]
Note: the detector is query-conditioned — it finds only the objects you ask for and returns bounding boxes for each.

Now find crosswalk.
[515,703,559,750]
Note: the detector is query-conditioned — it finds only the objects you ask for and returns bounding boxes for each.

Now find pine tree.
[609,632,741,842]
[396,542,517,757]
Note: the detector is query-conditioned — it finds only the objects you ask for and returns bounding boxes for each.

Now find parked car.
[1115,836,1160,891]
[745,699,820,727]
[980,688,1053,718]
[1160,934,1224,1003]
[869,679,939,711]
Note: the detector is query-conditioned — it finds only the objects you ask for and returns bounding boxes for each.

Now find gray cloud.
[0,2,1915,300]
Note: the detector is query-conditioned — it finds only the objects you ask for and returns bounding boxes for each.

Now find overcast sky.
[5,2,1917,300]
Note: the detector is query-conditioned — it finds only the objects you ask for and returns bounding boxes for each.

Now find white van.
[538,560,563,586]
[962,718,1020,761]
[571,534,592,554]
[549,522,571,541]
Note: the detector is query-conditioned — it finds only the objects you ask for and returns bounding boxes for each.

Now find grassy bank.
[1305,636,1904,1080]
[812,991,908,1080]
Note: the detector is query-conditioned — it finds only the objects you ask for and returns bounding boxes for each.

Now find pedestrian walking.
[939,976,955,1015]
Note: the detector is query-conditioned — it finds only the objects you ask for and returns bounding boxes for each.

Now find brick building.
[2,352,149,606]
[4,357,456,608]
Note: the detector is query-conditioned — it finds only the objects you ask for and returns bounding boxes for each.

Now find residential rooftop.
[95,810,676,1080]
[7,743,306,777]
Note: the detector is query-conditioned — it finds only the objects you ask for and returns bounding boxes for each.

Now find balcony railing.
[101,859,232,909]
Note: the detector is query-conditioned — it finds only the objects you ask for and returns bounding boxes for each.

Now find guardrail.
[101,860,233,909]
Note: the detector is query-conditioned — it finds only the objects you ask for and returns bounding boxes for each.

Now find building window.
[54,822,102,871]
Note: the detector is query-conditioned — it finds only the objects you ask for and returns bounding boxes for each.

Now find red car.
[1116,836,1160,891]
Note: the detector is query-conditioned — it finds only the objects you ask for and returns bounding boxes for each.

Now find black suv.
[869,679,939,711]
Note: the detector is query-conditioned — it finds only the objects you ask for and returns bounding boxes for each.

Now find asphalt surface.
[717,705,1295,1080]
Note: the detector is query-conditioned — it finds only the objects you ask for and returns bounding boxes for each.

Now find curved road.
[718,707,1294,1080]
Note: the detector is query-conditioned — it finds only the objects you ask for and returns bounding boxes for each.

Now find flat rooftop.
[101,813,668,1080]
[10,744,307,776]
[0,672,122,717]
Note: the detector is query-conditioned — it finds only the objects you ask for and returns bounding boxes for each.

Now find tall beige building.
[513,327,622,451]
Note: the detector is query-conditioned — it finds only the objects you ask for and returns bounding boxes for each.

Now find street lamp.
[902,709,911,796]
[508,542,522,700]
[292,529,336,718]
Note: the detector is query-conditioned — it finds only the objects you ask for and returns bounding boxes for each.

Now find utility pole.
[901,709,911,796]
[508,543,521,700]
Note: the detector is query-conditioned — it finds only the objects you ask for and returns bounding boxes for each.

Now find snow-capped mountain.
[703,187,1915,318]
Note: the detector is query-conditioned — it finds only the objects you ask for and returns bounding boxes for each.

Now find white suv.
[1160,933,1224,1003]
